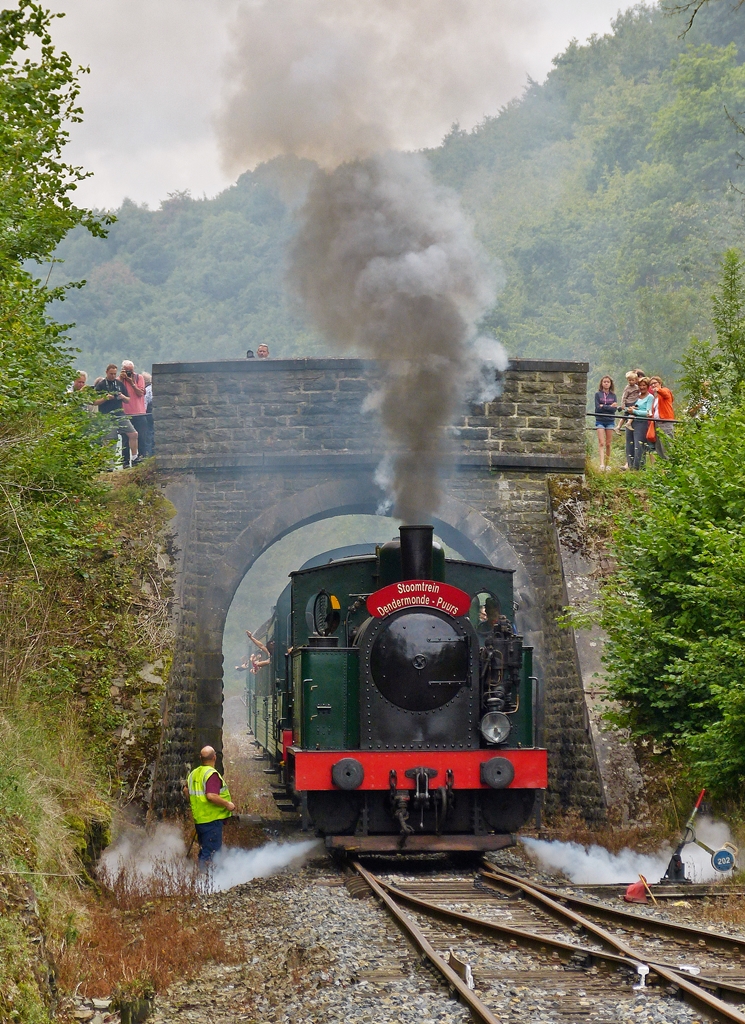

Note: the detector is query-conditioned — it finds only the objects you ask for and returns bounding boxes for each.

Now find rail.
[480,865,745,956]
[480,865,745,1023]
[350,860,745,1023]
[585,412,689,425]
[378,871,745,1006]
[351,860,502,1024]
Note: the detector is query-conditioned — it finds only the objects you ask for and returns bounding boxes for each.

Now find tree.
[0,2,112,620]
[0,2,109,268]
[679,248,745,412]
[663,0,745,35]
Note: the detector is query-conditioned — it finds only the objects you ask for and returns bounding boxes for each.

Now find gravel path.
[144,769,742,1024]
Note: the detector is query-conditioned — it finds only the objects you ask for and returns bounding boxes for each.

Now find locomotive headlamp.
[480,711,511,745]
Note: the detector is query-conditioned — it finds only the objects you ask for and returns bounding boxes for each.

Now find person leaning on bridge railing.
[648,376,675,464]
[119,360,149,465]
[617,370,640,471]
[93,363,139,468]
[630,377,654,471]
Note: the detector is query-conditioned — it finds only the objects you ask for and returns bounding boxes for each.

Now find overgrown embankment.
[0,469,175,1023]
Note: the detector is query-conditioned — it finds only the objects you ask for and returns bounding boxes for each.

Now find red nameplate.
[367,580,472,618]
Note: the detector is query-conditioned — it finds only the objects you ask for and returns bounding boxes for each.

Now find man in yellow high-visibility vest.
[185,745,235,865]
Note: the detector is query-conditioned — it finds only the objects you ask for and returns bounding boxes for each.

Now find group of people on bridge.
[72,359,154,467]
[594,369,675,471]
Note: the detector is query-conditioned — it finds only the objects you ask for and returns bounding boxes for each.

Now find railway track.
[351,859,745,1023]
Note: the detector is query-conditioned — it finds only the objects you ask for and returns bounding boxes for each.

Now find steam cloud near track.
[218,0,508,521]
[522,817,736,884]
[100,823,320,893]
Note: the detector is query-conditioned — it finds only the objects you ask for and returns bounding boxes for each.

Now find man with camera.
[119,360,148,465]
[94,363,139,464]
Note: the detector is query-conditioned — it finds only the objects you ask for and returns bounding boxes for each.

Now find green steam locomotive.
[245,525,547,852]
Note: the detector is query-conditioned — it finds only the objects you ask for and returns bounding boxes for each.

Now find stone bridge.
[151,356,604,820]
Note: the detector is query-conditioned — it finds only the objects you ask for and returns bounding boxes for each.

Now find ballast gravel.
[149,861,472,1024]
[147,854,709,1024]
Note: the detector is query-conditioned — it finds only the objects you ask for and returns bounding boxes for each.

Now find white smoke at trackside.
[210,838,320,891]
[522,816,736,884]
[99,822,187,881]
[99,823,320,893]
[522,838,673,885]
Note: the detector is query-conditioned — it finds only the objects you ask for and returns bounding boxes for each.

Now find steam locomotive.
[245,525,547,852]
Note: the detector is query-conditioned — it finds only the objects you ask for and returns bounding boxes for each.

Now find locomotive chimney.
[399,525,434,580]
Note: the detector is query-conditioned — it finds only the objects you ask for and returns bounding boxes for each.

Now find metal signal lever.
[661,788,705,883]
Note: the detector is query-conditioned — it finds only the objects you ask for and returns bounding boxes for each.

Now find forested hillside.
[50,2,745,382]
[429,3,745,382]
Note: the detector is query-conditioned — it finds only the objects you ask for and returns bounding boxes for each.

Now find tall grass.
[0,707,110,1022]
[0,708,108,878]
[57,842,233,999]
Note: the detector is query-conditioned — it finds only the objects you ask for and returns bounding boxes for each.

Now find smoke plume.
[289,151,499,521]
[218,0,540,172]
[218,1,508,522]
[523,817,736,884]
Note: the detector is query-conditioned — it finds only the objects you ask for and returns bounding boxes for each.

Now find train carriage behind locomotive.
[245,525,547,849]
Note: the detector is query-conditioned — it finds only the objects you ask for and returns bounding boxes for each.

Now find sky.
[45,0,628,211]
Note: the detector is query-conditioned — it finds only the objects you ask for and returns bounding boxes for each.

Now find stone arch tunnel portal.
[152,357,604,820]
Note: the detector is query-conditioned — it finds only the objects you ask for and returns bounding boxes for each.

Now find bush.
[601,400,745,797]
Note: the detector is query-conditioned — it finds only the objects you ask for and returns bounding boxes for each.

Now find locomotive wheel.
[307,791,361,835]
[480,789,536,832]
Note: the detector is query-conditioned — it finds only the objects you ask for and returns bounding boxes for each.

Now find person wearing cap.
[618,371,641,470]
[184,746,235,865]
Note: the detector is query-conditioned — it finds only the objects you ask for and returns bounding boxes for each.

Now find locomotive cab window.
[470,591,501,636]
[306,590,341,637]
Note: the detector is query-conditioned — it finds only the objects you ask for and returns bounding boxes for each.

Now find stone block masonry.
[151,356,604,822]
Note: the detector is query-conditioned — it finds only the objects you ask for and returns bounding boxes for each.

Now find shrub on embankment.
[600,402,745,802]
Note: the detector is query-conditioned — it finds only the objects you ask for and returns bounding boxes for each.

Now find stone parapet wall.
[153,357,588,471]
[457,359,588,459]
